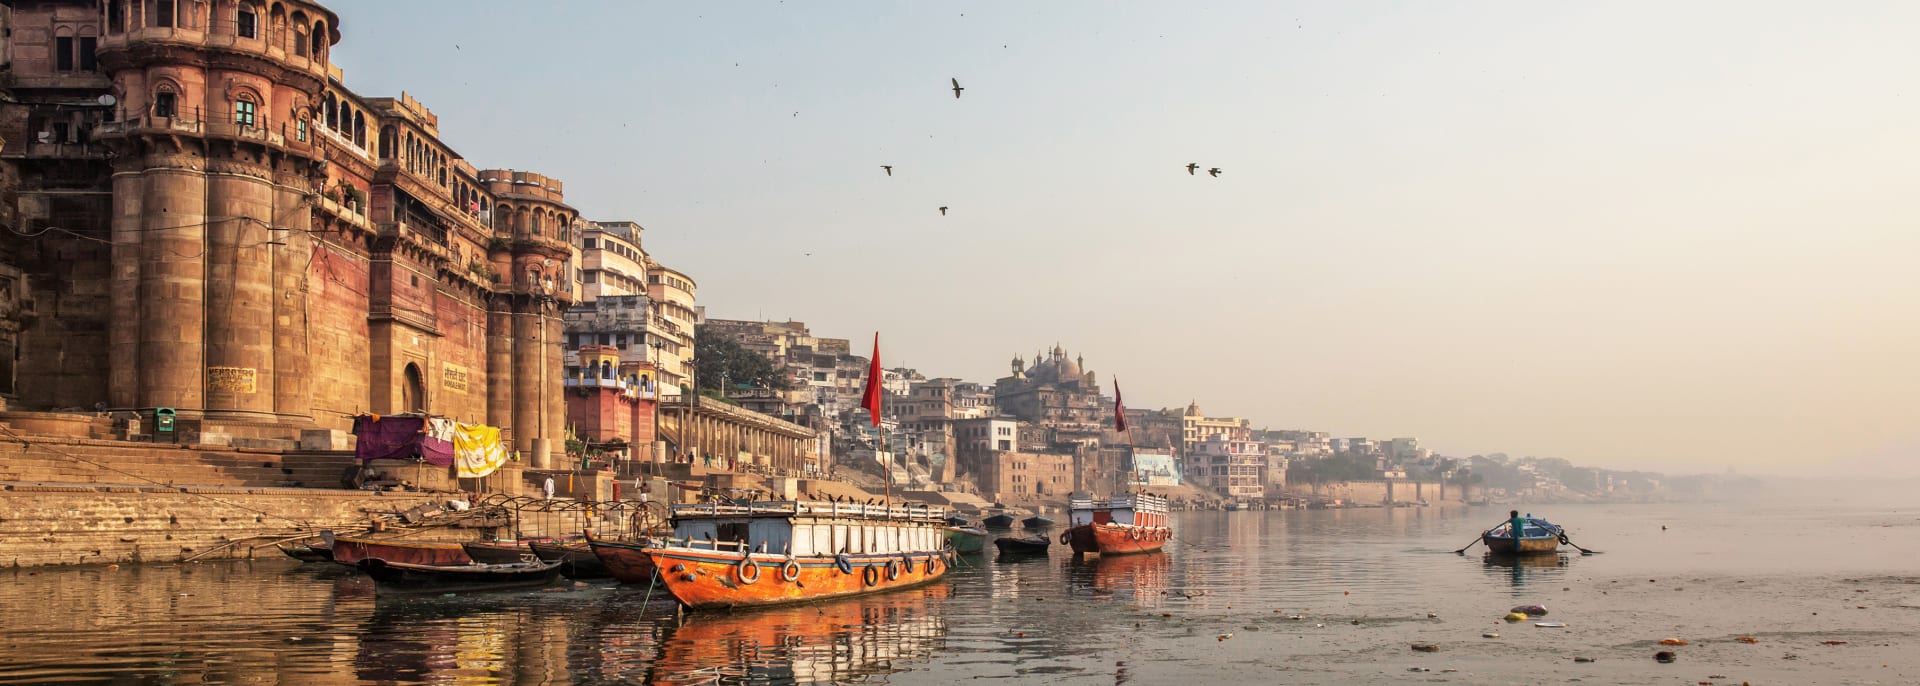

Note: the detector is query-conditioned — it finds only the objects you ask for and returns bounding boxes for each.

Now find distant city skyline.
[329,1,1920,477]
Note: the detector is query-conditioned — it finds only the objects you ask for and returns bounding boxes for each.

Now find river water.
[3,500,1916,685]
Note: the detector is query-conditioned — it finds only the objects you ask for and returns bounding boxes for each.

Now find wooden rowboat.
[326,534,471,567]
[277,542,333,563]
[529,539,612,579]
[981,513,1016,529]
[461,540,535,565]
[1480,517,1564,555]
[1022,515,1055,530]
[584,533,658,584]
[994,535,1051,556]
[356,558,564,594]
[943,526,987,554]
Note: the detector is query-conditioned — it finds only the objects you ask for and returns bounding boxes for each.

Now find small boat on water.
[461,540,537,565]
[356,558,564,594]
[1480,514,1565,555]
[982,513,1016,529]
[1022,515,1055,530]
[944,514,972,527]
[529,539,612,579]
[277,542,333,563]
[584,532,659,584]
[1223,502,1244,512]
[325,533,471,567]
[994,535,1051,556]
[943,526,988,554]
[643,499,954,610]
[1063,493,1171,556]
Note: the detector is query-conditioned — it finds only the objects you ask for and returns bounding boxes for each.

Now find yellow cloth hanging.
[453,423,508,479]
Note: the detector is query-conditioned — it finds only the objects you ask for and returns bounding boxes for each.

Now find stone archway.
[402,363,426,413]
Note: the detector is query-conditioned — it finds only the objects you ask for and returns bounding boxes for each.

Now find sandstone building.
[0,0,576,465]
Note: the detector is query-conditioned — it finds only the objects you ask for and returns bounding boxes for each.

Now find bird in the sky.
[881,165,893,176]
[951,78,964,99]
[1186,163,1199,175]
[938,206,949,216]
[1208,167,1222,177]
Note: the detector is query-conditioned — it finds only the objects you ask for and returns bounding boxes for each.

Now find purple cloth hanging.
[352,415,455,466]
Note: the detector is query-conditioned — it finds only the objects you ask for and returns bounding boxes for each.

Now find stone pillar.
[511,309,539,456]
[137,164,208,412]
[108,167,144,409]
[544,312,565,468]
[271,169,311,421]
[202,161,277,419]
[486,306,513,431]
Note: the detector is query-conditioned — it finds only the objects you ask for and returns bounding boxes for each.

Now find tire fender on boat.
[1129,528,1142,541]
[835,554,853,575]
[1058,531,1072,545]
[736,556,761,585]
[780,558,801,583]
[885,559,903,581]
[862,564,880,587]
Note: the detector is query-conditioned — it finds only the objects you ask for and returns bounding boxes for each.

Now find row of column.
[675,408,809,473]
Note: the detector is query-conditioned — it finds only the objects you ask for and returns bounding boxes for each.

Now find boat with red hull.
[584,532,659,584]
[643,500,955,610]
[324,532,472,567]
[1062,493,1171,556]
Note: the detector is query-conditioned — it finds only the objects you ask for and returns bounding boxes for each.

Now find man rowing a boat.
[1508,510,1528,539]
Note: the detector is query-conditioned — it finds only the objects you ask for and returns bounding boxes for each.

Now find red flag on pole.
[1113,377,1128,432]
[860,334,884,426]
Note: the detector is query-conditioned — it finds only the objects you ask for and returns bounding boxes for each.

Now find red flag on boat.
[1113,377,1128,432]
[860,334,884,426]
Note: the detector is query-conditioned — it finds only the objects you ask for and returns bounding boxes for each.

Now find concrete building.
[0,0,572,464]
[1188,436,1265,500]
[1179,401,1252,453]
[993,345,1107,434]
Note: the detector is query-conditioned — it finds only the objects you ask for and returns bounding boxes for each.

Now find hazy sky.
[328,1,1919,476]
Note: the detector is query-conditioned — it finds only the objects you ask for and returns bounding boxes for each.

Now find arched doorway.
[402,363,426,413]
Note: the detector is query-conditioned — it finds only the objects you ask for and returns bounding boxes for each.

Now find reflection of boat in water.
[1482,552,1569,569]
[1480,515,1566,555]
[944,526,987,554]
[1075,548,1171,596]
[644,500,953,610]
[1063,493,1170,556]
[649,584,950,686]
[356,558,564,594]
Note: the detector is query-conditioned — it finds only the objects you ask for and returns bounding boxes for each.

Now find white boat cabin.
[665,500,951,557]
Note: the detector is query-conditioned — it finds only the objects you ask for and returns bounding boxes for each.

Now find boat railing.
[667,499,949,522]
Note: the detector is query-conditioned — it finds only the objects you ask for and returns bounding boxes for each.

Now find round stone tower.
[95,0,340,424]
[479,169,575,467]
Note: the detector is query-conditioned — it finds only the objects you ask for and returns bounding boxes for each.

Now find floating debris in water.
[1410,643,1439,652]
[1655,651,1677,663]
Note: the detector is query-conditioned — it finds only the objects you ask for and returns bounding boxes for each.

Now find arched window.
[311,21,326,61]
[151,0,177,27]
[530,211,542,237]
[269,3,286,51]
[237,2,258,38]
[402,363,426,412]
[601,360,613,380]
[292,13,308,56]
[321,93,334,129]
[234,95,256,127]
[351,110,365,147]
[378,125,395,159]
[152,86,179,118]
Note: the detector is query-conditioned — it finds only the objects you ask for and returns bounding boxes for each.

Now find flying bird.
[881,165,893,176]
[951,78,964,99]
[1186,163,1198,175]
[938,206,949,216]
[1207,167,1222,177]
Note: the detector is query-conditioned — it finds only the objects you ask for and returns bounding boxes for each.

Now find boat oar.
[1453,534,1483,555]
[1558,532,1599,555]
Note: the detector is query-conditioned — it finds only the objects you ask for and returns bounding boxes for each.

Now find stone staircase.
[0,437,360,491]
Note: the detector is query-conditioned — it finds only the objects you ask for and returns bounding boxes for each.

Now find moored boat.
[1022,515,1055,530]
[1062,493,1171,556]
[277,542,333,563]
[643,499,955,610]
[944,514,971,527]
[982,513,1016,529]
[943,526,987,554]
[326,533,471,567]
[356,558,564,594]
[529,539,612,579]
[461,540,535,565]
[994,535,1051,555]
[1480,514,1564,555]
[584,532,659,584]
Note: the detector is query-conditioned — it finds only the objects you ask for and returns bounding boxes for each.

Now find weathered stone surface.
[299,429,352,451]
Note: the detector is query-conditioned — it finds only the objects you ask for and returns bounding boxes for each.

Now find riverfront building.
[0,0,585,464]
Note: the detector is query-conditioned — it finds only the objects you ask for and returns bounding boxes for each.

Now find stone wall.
[1282,480,1467,505]
[0,484,446,568]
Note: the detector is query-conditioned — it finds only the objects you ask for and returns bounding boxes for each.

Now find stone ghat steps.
[0,439,362,490]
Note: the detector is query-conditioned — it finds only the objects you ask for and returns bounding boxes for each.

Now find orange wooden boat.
[324,532,471,567]
[1061,493,1171,556]
[584,532,659,584]
[644,500,955,610]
